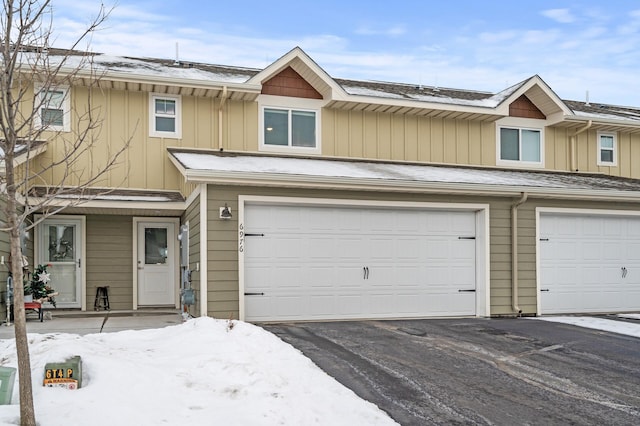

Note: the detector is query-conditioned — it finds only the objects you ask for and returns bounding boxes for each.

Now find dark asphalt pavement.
[265,318,640,426]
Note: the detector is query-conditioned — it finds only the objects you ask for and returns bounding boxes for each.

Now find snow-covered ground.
[0,317,397,426]
[534,315,640,338]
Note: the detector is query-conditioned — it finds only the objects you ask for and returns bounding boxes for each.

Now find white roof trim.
[169,151,640,202]
[494,75,573,117]
[246,47,347,99]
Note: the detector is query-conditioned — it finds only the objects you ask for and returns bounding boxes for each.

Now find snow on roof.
[170,151,640,194]
[24,52,258,84]
[16,48,640,122]
[340,79,523,108]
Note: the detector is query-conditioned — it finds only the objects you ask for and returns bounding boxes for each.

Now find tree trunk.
[5,161,36,425]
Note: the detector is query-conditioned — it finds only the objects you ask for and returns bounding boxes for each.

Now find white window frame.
[597,131,617,166]
[258,95,323,155]
[35,85,70,132]
[149,93,182,138]
[496,117,545,168]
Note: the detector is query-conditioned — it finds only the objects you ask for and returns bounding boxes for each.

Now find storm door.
[37,217,83,308]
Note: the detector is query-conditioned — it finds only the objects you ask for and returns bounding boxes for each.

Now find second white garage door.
[540,213,640,314]
[242,204,478,321]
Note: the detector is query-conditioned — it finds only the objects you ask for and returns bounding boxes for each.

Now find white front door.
[137,221,176,306]
[37,217,84,308]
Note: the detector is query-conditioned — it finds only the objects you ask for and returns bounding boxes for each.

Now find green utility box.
[43,356,82,389]
[0,366,16,404]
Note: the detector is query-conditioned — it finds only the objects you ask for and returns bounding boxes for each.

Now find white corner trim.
[199,185,208,317]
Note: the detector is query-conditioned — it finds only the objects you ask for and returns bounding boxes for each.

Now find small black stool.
[94,286,110,311]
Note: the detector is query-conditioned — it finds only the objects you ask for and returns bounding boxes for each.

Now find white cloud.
[541,8,576,24]
[354,25,407,37]
[38,1,640,107]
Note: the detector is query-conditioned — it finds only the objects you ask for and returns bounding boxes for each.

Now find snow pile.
[534,316,640,338]
[0,318,396,426]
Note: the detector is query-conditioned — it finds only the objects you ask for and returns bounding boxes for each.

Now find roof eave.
[556,115,640,133]
[63,66,262,98]
[326,96,504,121]
[179,169,640,202]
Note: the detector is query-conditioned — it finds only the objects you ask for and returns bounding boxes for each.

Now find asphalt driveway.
[265,318,640,426]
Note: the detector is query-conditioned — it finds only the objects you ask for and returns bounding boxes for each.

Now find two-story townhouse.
[7,46,640,322]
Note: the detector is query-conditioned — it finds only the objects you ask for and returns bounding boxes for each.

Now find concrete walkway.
[0,310,184,338]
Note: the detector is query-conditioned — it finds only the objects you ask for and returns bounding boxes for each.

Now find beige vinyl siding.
[205,186,239,319]
[182,194,201,317]
[32,84,640,195]
[205,185,538,318]
[32,84,259,192]
[322,109,499,166]
[85,215,133,310]
[225,100,259,152]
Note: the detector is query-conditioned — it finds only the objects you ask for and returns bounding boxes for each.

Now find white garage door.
[540,213,640,314]
[242,204,478,321]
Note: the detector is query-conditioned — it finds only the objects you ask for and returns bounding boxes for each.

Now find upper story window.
[149,93,181,138]
[259,95,322,154]
[36,86,70,132]
[496,118,544,168]
[597,132,617,166]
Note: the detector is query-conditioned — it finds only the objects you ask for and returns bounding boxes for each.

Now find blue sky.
[51,1,640,106]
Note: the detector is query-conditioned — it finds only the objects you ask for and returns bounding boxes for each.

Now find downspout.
[511,191,528,315]
[218,86,228,151]
[569,120,592,171]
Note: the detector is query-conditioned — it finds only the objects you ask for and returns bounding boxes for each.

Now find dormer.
[248,47,344,155]
[494,76,572,169]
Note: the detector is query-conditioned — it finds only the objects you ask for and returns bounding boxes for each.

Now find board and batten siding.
[33,84,640,192]
[34,85,258,193]
[204,185,537,319]
[85,215,133,310]
[182,194,201,317]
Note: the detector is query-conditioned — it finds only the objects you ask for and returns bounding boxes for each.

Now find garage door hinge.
[244,292,265,296]
[245,233,265,237]
[458,236,476,240]
[458,289,476,292]
[539,238,549,241]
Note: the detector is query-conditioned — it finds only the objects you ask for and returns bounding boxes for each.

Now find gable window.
[149,94,181,138]
[496,117,544,168]
[597,132,617,166]
[259,95,322,154]
[500,127,541,162]
[36,86,70,131]
[264,108,316,148]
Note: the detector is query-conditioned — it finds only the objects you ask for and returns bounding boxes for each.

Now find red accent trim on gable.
[261,66,323,99]
[509,95,546,119]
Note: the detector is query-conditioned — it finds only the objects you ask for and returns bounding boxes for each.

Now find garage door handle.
[244,292,265,296]
[363,267,369,279]
[458,289,476,292]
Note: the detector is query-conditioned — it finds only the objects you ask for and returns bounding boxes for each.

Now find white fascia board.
[26,196,186,211]
[562,115,640,130]
[64,66,262,94]
[341,94,504,116]
[494,76,573,117]
[247,47,347,97]
[181,169,640,202]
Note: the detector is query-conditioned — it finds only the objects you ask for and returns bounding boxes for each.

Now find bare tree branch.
[1,2,128,424]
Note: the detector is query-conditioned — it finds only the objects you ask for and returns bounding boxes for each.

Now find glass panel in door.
[40,221,81,307]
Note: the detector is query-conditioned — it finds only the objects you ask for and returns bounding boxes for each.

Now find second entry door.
[137,221,176,306]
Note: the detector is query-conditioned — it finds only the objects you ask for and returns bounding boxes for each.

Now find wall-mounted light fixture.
[219,203,232,220]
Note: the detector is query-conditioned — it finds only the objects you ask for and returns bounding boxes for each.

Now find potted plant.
[24,264,57,307]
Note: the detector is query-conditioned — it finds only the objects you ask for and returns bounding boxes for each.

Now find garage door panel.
[244,204,478,321]
[540,213,640,314]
